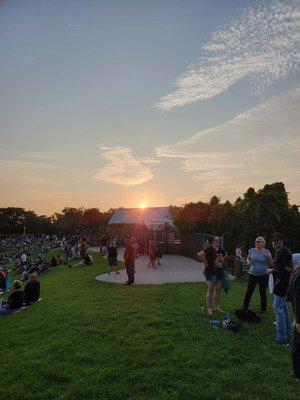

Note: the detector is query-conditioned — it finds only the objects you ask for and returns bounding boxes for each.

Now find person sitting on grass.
[22,270,30,282]
[0,268,6,292]
[57,255,63,266]
[69,253,93,268]
[51,256,58,268]
[24,272,40,305]
[0,280,24,316]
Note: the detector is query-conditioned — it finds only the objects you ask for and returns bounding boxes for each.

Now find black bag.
[235,309,262,323]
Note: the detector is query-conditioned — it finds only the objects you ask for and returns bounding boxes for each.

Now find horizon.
[2,180,299,218]
[1,0,300,215]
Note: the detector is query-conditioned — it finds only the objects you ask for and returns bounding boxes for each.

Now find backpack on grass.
[235,309,262,323]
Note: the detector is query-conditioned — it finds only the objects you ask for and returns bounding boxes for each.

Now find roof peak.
[118,206,170,210]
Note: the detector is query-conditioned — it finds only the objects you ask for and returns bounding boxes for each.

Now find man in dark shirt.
[107,242,119,274]
[0,280,24,315]
[289,266,300,379]
[24,273,40,305]
[269,232,293,344]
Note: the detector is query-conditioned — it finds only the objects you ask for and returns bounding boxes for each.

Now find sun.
[140,202,146,209]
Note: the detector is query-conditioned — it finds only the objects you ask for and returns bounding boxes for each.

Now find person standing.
[243,237,273,313]
[20,252,27,266]
[107,241,119,274]
[155,238,162,266]
[235,244,245,261]
[124,237,135,285]
[268,232,293,345]
[289,262,300,379]
[148,235,158,268]
[197,236,227,315]
[100,235,108,257]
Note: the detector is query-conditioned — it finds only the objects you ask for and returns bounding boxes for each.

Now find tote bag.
[268,274,274,294]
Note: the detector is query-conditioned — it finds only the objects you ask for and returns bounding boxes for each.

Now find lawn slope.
[0,252,299,400]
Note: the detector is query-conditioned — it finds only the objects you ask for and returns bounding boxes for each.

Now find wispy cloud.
[156,84,300,200]
[94,146,156,186]
[0,148,66,161]
[155,0,300,111]
[67,23,81,30]
[24,56,36,63]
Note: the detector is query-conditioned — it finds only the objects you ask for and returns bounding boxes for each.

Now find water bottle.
[209,319,221,332]
[225,312,231,322]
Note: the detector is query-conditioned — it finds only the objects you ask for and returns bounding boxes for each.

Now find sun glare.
[140,202,146,209]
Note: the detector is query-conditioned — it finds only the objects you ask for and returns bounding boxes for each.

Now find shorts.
[108,257,117,267]
[206,275,222,282]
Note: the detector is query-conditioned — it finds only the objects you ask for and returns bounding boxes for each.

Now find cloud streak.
[156,84,300,199]
[155,0,300,111]
[94,146,157,186]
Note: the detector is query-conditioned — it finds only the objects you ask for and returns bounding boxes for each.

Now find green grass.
[0,252,299,400]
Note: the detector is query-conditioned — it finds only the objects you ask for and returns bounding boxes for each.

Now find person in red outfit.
[124,237,135,285]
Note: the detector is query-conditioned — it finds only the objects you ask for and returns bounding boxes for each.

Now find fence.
[180,233,224,260]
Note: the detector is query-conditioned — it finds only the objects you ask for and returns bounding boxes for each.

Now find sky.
[1,0,300,216]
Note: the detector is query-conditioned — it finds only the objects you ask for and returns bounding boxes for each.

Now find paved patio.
[92,247,206,285]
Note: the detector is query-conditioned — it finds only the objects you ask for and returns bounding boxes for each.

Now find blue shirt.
[248,248,271,276]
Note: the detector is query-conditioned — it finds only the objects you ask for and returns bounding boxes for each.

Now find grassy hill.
[0,252,299,400]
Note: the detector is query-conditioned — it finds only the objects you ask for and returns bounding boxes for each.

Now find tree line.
[173,182,300,252]
[0,207,115,236]
[0,182,299,253]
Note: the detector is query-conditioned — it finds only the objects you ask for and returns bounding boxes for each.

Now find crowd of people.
[0,234,63,315]
[100,233,163,284]
[64,236,93,267]
[198,231,300,380]
[0,273,41,315]
[0,234,94,316]
[0,234,59,291]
